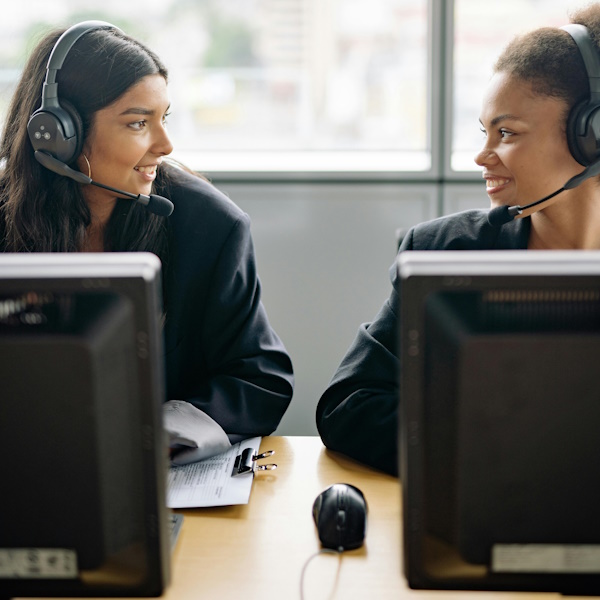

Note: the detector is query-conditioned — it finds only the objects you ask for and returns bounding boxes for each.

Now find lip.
[483,173,511,195]
[134,162,160,182]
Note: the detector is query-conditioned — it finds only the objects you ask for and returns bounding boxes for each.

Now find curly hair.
[494,5,600,112]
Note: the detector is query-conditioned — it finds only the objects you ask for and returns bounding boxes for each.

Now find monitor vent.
[483,289,600,303]
[480,289,600,331]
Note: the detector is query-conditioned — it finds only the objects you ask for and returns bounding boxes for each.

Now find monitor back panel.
[399,250,600,594]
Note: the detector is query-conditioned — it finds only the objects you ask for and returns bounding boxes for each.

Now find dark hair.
[493,4,600,123]
[0,24,170,262]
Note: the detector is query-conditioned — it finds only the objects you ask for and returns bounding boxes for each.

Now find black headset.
[562,24,600,166]
[27,21,122,165]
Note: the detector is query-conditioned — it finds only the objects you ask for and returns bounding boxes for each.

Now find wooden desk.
[24,436,589,599]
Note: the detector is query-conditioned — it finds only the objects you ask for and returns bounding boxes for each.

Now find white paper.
[166,437,261,508]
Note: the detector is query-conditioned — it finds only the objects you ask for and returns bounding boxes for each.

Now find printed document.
[167,437,260,508]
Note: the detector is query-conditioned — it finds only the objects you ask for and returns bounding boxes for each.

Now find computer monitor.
[399,250,600,595]
[0,253,170,598]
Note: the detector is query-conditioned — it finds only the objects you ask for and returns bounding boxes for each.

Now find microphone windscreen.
[487,205,513,227]
[146,194,174,217]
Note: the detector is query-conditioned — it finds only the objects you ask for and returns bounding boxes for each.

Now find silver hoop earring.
[82,154,92,179]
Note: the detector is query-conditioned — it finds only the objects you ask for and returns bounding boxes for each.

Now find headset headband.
[40,20,122,111]
[561,24,600,103]
[28,20,123,164]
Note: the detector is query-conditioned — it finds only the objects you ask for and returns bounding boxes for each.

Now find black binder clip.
[232,448,277,477]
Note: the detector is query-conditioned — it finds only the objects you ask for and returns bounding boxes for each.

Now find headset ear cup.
[27,101,84,165]
[567,101,591,166]
[60,100,84,165]
[566,100,600,166]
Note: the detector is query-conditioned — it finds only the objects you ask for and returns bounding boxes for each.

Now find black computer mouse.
[312,483,367,551]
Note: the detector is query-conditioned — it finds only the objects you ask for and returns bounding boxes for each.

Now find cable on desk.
[299,548,342,600]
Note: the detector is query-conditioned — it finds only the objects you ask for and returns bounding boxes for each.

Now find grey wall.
[217,181,487,436]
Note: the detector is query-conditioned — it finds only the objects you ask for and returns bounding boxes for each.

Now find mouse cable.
[299,548,342,600]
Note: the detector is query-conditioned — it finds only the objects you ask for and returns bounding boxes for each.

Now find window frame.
[203,0,477,184]
[171,0,437,182]
[0,0,478,183]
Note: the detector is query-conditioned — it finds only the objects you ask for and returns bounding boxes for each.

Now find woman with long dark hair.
[0,22,294,458]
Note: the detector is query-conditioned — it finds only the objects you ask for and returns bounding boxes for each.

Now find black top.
[316,209,530,475]
[0,167,294,443]
[161,168,293,442]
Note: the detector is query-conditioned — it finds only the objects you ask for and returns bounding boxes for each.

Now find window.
[0,0,428,176]
[0,1,580,178]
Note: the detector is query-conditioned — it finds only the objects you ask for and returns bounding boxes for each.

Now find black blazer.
[160,168,294,442]
[316,209,530,475]
[0,167,294,443]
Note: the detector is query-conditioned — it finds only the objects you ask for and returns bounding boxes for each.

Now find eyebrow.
[119,105,171,117]
[480,113,523,127]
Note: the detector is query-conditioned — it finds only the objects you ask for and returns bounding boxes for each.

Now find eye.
[162,112,171,125]
[129,120,147,131]
[499,128,514,138]
[479,126,487,137]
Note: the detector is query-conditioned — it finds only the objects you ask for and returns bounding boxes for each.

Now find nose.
[474,142,498,167]
[152,123,174,157]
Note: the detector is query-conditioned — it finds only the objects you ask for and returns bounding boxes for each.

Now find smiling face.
[77,74,173,216]
[475,72,583,210]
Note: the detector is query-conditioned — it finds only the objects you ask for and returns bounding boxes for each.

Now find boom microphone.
[34,150,174,217]
[487,158,600,227]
